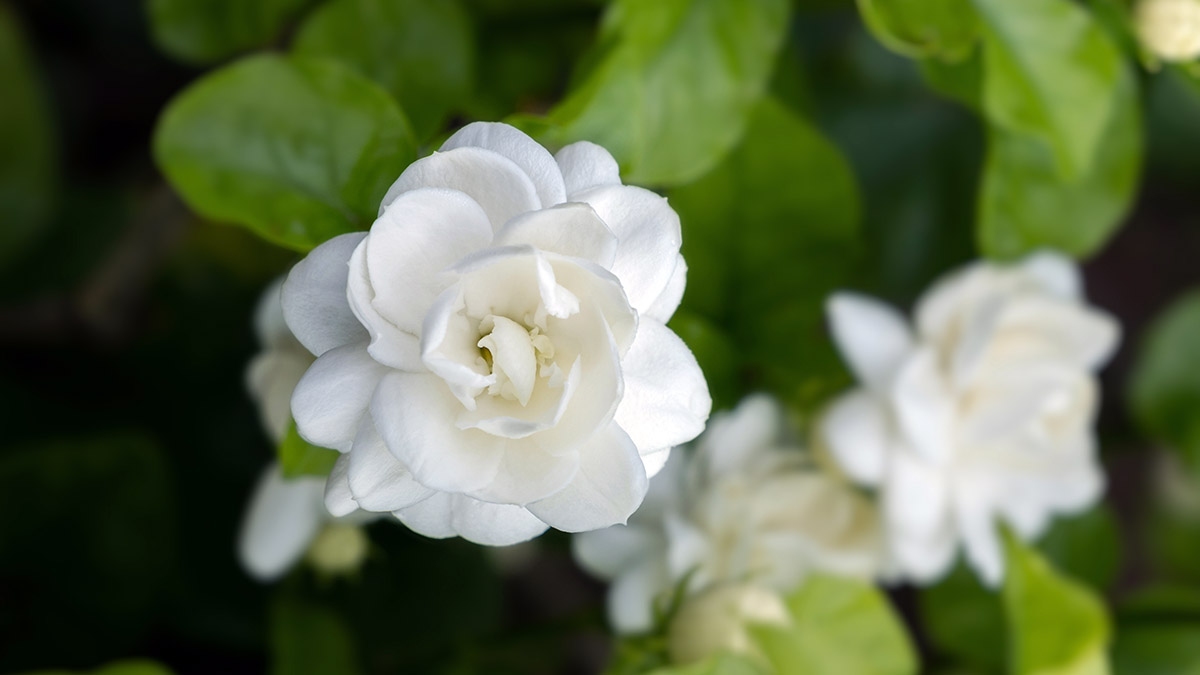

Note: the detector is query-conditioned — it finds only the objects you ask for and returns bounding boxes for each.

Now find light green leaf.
[671,98,860,408]
[279,420,339,478]
[0,3,56,272]
[271,597,359,675]
[1003,533,1111,675]
[976,64,1141,260]
[145,0,310,65]
[749,576,917,675]
[547,0,789,186]
[1129,290,1200,478]
[857,0,978,61]
[154,54,416,252]
[971,0,1124,180]
[292,0,473,141]
[645,653,767,675]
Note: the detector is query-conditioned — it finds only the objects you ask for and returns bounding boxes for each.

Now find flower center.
[475,315,557,406]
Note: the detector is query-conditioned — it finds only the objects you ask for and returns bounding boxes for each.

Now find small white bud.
[1137,0,1200,63]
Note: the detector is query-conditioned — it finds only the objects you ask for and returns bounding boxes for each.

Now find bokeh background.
[2,0,1200,673]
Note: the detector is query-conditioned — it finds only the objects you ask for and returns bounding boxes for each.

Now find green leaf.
[145,0,310,65]
[971,0,1124,180]
[920,562,1006,674]
[1113,624,1200,675]
[1035,505,1121,592]
[0,3,56,273]
[645,653,767,675]
[1003,533,1111,675]
[16,660,175,675]
[271,597,360,675]
[857,0,979,61]
[668,310,741,413]
[154,54,416,252]
[1129,291,1200,479]
[292,0,474,141]
[749,576,917,675]
[671,98,860,409]
[976,65,1141,260]
[279,420,339,478]
[546,0,790,186]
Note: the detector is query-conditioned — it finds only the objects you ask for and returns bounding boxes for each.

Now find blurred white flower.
[1136,0,1200,63]
[574,395,882,634]
[667,583,789,666]
[246,278,315,443]
[283,122,710,545]
[238,462,373,581]
[819,251,1119,587]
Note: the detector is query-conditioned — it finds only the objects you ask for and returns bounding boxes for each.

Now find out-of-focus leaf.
[857,0,978,61]
[976,65,1141,260]
[920,562,1006,674]
[16,660,175,675]
[1003,533,1111,675]
[971,0,1123,180]
[292,0,473,141]
[145,0,310,64]
[271,597,359,675]
[920,48,982,110]
[1036,505,1121,592]
[546,0,790,186]
[278,421,338,478]
[749,576,917,675]
[668,310,740,413]
[0,3,56,272]
[154,54,415,252]
[644,653,767,675]
[672,98,860,408]
[1129,291,1200,479]
[1112,624,1200,675]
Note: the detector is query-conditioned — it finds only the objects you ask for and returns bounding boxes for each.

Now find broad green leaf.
[672,98,860,408]
[1129,291,1200,478]
[976,65,1141,260]
[154,54,416,252]
[645,653,767,675]
[279,420,339,478]
[292,0,473,141]
[749,576,917,675]
[920,48,983,110]
[547,0,789,186]
[271,597,359,675]
[972,0,1124,180]
[920,562,1006,674]
[1003,533,1111,675]
[0,3,56,272]
[146,0,310,65]
[1035,505,1121,592]
[857,0,978,61]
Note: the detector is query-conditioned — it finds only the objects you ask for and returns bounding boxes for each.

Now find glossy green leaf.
[0,3,56,272]
[976,65,1141,260]
[146,0,310,64]
[279,420,339,478]
[271,597,359,675]
[1129,291,1200,479]
[1003,533,1111,675]
[547,0,789,186]
[672,98,860,408]
[857,0,978,61]
[292,0,473,141]
[972,0,1124,180]
[750,576,917,675]
[154,54,416,252]
[645,653,767,675]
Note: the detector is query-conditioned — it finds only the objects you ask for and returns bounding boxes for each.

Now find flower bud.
[1136,0,1200,63]
[306,523,369,576]
[667,583,790,666]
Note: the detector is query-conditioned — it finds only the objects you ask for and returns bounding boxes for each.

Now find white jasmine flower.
[1136,0,1200,63]
[283,123,710,545]
[819,252,1119,587]
[573,395,882,633]
[246,277,315,443]
[667,583,789,666]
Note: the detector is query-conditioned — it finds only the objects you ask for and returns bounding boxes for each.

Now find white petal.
[890,348,954,465]
[393,492,455,539]
[346,237,422,370]
[642,254,687,324]
[448,496,550,545]
[282,232,368,356]
[526,423,649,531]
[609,557,670,634]
[998,298,1120,371]
[246,348,312,443]
[323,454,358,517]
[826,292,914,392]
[889,519,958,585]
[1019,250,1081,299]
[614,320,711,455]
[253,276,290,347]
[378,147,540,230]
[697,394,781,480]
[914,261,992,342]
[884,452,950,538]
[641,447,672,478]
[572,524,661,579]
[575,185,681,315]
[441,122,566,208]
[819,390,890,487]
[493,203,618,267]
[371,371,504,493]
[239,463,326,581]
[467,441,580,505]
[556,141,621,197]
[956,492,1004,588]
[367,188,494,335]
[347,418,433,512]
[291,342,388,452]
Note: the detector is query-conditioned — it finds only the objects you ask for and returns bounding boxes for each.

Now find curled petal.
[493,202,618,267]
[291,342,388,452]
[556,141,621,198]
[282,232,367,356]
[614,320,711,455]
[441,122,566,208]
[347,419,433,512]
